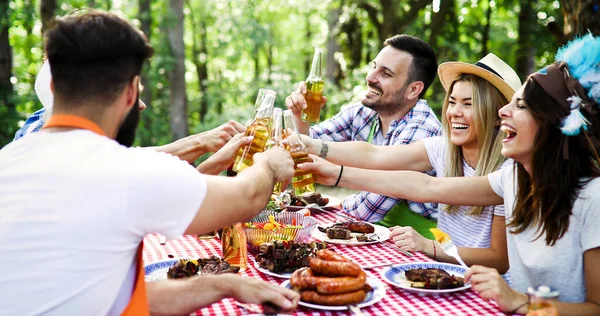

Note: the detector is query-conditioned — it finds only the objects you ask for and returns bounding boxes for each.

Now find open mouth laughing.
[501,124,517,142]
[451,123,469,131]
[367,86,382,97]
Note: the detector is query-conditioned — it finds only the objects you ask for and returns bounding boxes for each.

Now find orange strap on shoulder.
[43,114,106,136]
[121,243,149,316]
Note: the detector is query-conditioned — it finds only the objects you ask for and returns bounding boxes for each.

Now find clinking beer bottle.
[265,108,285,195]
[301,48,325,123]
[283,109,317,196]
[232,91,276,172]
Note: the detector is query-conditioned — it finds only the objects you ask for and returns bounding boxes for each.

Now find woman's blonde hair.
[441,73,508,215]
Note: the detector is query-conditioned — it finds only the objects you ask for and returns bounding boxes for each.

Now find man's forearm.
[148,275,228,315]
[152,134,208,163]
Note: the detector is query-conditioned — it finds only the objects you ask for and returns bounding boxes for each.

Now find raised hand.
[285,81,327,134]
[199,120,247,153]
[196,133,253,175]
[254,147,295,186]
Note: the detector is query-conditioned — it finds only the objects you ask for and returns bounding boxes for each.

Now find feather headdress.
[530,34,600,160]
[554,34,600,136]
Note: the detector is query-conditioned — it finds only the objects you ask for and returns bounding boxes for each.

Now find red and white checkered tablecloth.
[143,210,505,315]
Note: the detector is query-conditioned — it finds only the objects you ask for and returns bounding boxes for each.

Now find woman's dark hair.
[384,35,437,98]
[44,10,154,107]
[509,78,600,245]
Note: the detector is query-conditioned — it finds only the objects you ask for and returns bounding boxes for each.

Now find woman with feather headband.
[298,34,600,315]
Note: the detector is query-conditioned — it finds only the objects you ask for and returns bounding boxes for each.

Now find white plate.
[253,261,293,279]
[280,277,385,311]
[312,223,390,245]
[380,262,471,295]
[144,259,179,282]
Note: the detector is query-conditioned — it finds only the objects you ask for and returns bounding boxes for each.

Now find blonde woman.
[302,54,521,273]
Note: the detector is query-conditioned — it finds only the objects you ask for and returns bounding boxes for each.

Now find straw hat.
[438,53,522,101]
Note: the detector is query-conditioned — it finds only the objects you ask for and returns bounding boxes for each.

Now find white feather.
[561,98,589,136]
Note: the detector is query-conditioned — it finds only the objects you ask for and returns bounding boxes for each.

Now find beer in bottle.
[301,48,325,123]
[283,110,317,196]
[232,91,275,172]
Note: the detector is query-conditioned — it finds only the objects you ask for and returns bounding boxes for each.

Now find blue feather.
[556,34,600,103]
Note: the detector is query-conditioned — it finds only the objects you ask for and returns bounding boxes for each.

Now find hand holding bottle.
[254,147,295,187]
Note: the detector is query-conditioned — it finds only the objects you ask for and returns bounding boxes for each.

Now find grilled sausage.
[316,249,350,262]
[316,270,366,294]
[309,257,361,277]
[290,268,318,291]
[301,289,366,306]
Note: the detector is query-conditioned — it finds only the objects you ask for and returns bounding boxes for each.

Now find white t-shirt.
[488,167,600,302]
[0,130,207,315]
[422,136,508,248]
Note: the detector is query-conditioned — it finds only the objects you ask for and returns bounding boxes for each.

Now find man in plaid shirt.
[286,34,442,225]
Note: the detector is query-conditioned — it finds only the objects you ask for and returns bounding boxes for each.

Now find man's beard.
[363,84,408,116]
[115,96,140,147]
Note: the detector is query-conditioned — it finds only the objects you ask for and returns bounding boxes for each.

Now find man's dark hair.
[384,34,437,98]
[45,10,154,107]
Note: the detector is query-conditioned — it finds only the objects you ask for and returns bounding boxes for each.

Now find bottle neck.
[308,49,322,79]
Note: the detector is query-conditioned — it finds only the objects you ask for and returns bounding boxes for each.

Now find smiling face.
[499,84,540,169]
[362,46,413,114]
[446,80,478,150]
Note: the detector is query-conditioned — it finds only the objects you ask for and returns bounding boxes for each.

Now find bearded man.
[286,35,442,236]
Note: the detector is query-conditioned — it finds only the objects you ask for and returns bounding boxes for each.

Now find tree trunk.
[167,0,188,140]
[0,0,13,110]
[40,0,56,35]
[481,1,493,58]
[23,0,35,85]
[265,42,273,84]
[253,42,260,82]
[360,0,431,45]
[516,0,537,81]
[326,1,343,87]
[186,0,209,123]
[341,15,362,68]
[551,0,600,44]
[87,0,96,7]
[138,0,152,145]
[305,13,312,75]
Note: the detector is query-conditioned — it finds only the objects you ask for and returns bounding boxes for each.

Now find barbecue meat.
[326,228,352,240]
[167,256,240,279]
[327,221,375,234]
[255,241,327,274]
[405,268,464,289]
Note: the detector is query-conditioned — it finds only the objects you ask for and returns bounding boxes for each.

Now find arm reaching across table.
[147,273,299,315]
[298,155,503,208]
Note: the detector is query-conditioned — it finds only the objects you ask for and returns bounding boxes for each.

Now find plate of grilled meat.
[282,249,385,310]
[380,262,470,295]
[253,240,328,279]
[144,256,240,282]
[312,221,390,245]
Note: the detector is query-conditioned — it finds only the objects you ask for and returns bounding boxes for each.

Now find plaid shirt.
[310,100,442,222]
[14,108,47,141]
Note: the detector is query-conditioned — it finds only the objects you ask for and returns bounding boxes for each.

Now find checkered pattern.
[143,210,505,315]
[308,101,441,222]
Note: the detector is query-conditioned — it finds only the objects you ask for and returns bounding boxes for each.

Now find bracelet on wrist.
[510,294,530,314]
[334,165,344,187]
[319,139,329,159]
